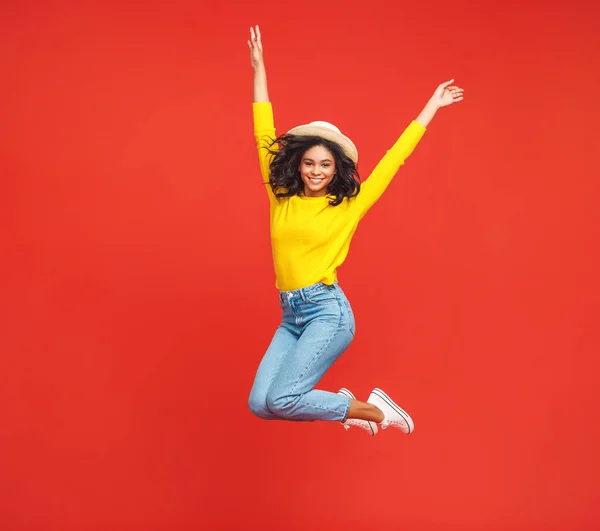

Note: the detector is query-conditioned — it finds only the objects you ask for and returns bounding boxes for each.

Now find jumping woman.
[247,25,464,436]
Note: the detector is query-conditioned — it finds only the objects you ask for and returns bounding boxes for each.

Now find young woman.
[247,25,463,436]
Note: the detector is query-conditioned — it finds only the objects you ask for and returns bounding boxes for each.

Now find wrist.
[416,99,439,128]
[426,98,441,112]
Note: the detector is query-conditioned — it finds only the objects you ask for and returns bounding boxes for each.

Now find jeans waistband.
[279,281,338,302]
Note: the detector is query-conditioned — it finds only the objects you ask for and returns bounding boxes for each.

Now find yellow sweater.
[254,102,426,291]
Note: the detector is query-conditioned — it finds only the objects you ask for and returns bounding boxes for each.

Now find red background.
[2,1,599,530]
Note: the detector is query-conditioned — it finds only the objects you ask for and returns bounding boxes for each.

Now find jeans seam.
[341,396,351,423]
[288,302,344,397]
[297,400,348,421]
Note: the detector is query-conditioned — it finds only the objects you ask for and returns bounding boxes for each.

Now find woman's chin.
[303,181,330,196]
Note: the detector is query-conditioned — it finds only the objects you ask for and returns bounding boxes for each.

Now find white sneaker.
[338,388,378,436]
[367,388,414,434]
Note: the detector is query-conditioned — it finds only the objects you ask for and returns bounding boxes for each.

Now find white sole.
[369,388,414,434]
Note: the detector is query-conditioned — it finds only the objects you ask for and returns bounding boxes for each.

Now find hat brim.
[286,124,358,164]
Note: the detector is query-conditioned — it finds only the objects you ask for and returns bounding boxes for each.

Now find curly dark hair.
[264,134,361,206]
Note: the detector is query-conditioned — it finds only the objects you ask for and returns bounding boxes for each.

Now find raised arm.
[249,26,269,103]
[356,80,464,216]
[249,25,277,201]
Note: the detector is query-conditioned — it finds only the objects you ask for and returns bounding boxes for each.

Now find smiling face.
[298,144,336,197]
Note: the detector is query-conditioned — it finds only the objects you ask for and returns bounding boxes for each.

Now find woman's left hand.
[430,79,464,108]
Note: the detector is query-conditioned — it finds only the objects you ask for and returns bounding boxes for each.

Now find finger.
[440,79,455,88]
[250,26,256,41]
[256,26,263,50]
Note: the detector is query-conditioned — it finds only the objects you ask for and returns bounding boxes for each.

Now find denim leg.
[248,322,298,420]
[266,293,354,422]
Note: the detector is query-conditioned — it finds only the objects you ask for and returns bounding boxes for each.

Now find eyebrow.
[302,157,333,163]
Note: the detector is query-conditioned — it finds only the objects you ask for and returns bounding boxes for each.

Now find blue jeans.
[248,282,355,422]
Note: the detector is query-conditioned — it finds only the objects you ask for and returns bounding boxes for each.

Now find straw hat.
[286,121,358,164]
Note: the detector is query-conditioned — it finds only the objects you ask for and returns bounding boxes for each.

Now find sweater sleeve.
[355,121,426,216]
[253,102,277,201]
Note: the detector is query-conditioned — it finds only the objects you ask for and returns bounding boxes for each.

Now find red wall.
[2,1,599,530]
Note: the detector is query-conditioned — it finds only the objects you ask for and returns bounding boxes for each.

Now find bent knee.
[265,392,298,419]
[248,394,273,420]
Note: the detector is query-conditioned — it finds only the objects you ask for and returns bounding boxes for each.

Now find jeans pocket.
[304,289,337,306]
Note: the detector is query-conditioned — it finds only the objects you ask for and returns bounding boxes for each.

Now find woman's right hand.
[248,25,264,70]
